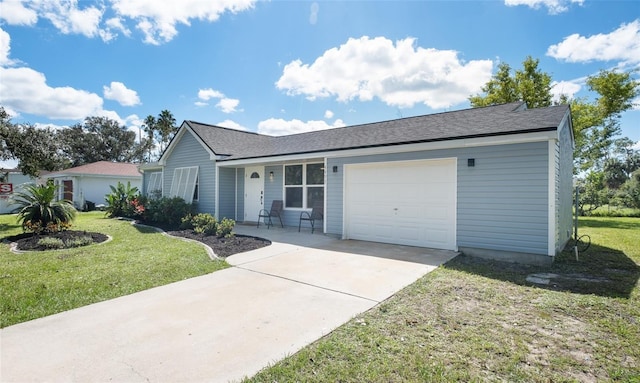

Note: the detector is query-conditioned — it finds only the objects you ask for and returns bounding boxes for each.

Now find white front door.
[244,166,264,222]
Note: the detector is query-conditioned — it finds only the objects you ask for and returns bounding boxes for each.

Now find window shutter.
[147,172,162,195]
[170,167,199,203]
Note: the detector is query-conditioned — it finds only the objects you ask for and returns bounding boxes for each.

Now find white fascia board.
[138,163,162,172]
[47,173,140,180]
[158,123,186,165]
[558,109,575,150]
[217,130,558,167]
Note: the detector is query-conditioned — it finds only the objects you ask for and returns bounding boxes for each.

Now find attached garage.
[344,158,457,250]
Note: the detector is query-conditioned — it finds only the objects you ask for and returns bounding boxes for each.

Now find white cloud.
[216,98,240,113]
[198,88,224,101]
[258,118,346,136]
[0,28,12,66]
[125,114,143,127]
[111,0,257,45]
[197,88,240,113]
[103,81,141,106]
[36,0,105,39]
[105,17,131,37]
[0,66,106,120]
[550,80,582,102]
[1,0,257,44]
[123,114,145,138]
[217,119,248,131]
[276,36,494,109]
[324,110,334,119]
[504,0,583,15]
[0,0,38,25]
[547,20,640,65]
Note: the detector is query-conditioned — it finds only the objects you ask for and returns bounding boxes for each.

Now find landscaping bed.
[7,231,109,251]
[164,229,271,257]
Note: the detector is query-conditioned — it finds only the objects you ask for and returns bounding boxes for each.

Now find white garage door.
[345,158,457,250]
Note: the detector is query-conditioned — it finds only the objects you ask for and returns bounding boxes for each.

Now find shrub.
[180,214,194,230]
[11,183,77,234]
[216,218,236,238]
[190,213,217,235]
[105,182,140,218]
[140,196,193,228]
[36,237,65,249]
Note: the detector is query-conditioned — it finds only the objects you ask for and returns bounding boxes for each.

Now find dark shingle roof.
[185,102,569,161]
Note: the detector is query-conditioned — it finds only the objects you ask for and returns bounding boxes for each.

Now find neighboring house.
[140,102,574,265]
[0,168,36,214]
[46,161,142,209]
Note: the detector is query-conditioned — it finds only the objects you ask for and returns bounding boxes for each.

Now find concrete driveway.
[1,226,457,383]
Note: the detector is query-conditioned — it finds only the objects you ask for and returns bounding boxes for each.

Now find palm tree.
[157,110,177,153]
[142,115,157,162]
[11,183,77,234]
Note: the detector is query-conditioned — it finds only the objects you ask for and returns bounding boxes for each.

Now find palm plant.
[105,181,140,218]
[11,183,77,234]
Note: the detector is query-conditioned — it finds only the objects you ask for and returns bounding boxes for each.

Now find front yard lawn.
[0,211,228,328]
[245,217,640,382]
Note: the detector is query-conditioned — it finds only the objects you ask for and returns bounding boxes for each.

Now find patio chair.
[298,201,323,233]
[258,200,284,229]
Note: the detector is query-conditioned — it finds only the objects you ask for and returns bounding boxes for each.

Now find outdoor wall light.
[332,166,338,173]
[468,158,475,167]
[269,171,274,180]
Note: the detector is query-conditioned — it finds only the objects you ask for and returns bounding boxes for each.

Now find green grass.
[584,205,640,218]
[245,217,640,382]
[0,212,228,328]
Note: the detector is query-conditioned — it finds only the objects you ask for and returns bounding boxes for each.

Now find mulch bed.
[163,229,271,258]
[6,231,109,251]
[5,225,271,258]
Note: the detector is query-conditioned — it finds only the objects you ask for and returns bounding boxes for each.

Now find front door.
[63,180,73,201]
[244,166,264,222]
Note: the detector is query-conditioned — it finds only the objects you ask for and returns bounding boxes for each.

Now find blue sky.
[1,0,639,167]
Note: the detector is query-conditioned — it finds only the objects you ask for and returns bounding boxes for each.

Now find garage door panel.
[345,159,456,250]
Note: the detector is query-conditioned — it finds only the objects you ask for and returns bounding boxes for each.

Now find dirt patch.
[163,229,271,258]
[6,231,109,251]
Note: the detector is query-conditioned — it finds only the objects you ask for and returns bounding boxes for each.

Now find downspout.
[235,168,238,221]
[324,157,328,234]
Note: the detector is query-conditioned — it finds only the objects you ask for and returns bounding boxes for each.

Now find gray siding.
[218,167,237,220]
[328,141,550,255]
[556,119,574,253]
[164,131,216,214]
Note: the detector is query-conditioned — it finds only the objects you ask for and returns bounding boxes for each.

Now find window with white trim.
[169,166,199,203]
[146,172,163,196]
[284,163,324,209]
